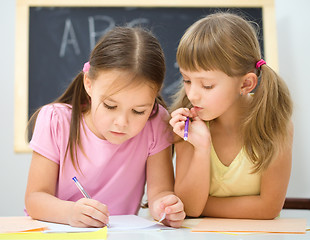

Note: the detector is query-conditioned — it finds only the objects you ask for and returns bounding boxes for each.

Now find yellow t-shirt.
[209,143,261,197]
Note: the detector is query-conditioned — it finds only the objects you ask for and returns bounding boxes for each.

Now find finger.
[173,120,186,131]
[163,219,184,228]
[165,210,186,222]
[160,195,180,209]
[81,202,109,225]
[164,202,184,217]
[190,107,198,117]
[169,113,188,126]
[170,108,190,118]
[86,199,109,216]
[79,214,107,228]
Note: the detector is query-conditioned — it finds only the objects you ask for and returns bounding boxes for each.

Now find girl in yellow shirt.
[169,12,293,219]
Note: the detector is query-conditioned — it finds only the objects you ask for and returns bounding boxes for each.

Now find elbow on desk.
[258,204,283,220]
[184,206,204,218]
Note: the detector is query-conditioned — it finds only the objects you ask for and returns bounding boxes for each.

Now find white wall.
[0,1,32,216]
[275,0,310,198]
[0,0,309,216]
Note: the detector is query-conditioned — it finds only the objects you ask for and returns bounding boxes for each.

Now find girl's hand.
[170,108,211,149]
[68,198,110,228]
[156,194,186,228]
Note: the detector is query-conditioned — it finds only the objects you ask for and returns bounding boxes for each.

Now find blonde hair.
[171,12,293,172]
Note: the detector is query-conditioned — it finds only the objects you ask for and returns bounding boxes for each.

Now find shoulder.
[33,103,72,133]
[38,103,72,123]
[147,104,171,133]
[149,104,170,123]
[141,104,172,153]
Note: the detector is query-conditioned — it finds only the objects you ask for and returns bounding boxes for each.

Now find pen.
[184,117,189,141]
[72,176,110,227]
[158,212,166,224]
[72,176,91,199]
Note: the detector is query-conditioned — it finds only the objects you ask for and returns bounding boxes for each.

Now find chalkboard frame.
[15,0,277,152]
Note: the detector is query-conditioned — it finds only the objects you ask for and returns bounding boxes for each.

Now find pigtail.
[243,65,293,172]
[54,72,90,173]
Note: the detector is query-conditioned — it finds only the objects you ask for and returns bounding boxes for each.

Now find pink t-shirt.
[29,103,172,215]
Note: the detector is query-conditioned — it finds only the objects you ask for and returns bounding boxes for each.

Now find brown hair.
[28,26,167,171]
[171,12,293,172]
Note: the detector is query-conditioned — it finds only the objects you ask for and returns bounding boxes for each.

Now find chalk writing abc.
[59,16,149,58]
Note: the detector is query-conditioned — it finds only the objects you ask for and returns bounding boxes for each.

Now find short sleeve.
[29,104,63,164]
[148,105,173,156]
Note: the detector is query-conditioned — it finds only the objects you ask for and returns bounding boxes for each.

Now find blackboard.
[15,0,277,152]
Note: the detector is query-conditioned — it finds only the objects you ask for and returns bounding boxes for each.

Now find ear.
[83,74,92,97]
[240,72,258,95]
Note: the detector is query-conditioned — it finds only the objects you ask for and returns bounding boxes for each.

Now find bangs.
[176,30,218,72]
[176,16,239,77]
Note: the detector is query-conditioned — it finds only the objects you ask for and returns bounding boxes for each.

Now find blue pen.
[184,117,189,141]
[72,177,91,199]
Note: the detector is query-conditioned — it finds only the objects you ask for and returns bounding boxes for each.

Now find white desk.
[107,209,310,240]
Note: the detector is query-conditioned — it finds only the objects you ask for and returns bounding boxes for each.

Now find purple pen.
[184,117,189,141]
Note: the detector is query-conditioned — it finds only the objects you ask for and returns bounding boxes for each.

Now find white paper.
[42,215,173,233]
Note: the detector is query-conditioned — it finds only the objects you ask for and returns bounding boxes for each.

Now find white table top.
[107,209,310,240]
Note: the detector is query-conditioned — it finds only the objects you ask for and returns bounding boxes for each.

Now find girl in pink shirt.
[25,27,185,228]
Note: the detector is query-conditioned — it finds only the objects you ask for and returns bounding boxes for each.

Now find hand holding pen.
[169,108,211,149]
[68,176,110,228]
[155,194,185,228]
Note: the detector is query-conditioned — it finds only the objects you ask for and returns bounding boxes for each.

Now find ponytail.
[28,72,91,173]
[242,65,293,172]
[56,72,90,172]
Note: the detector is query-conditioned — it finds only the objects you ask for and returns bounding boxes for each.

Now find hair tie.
[83,62,90,73]
[256,59,266,69]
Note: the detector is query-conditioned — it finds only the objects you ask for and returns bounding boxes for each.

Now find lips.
[194,106,203,111]
[110,131,126,136]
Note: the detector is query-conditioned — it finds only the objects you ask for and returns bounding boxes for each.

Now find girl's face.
[180,68,242,121]
[84,70,156,144]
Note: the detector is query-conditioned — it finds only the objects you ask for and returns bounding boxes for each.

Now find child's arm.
[202,122,294,219]
[170,108,212,217]
[146,146,186,228]
[25,151,109,227]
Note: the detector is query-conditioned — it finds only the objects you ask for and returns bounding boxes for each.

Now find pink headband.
[83,61,90,73]
[256,59,266,69]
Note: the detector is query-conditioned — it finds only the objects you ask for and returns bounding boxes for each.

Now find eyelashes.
[132,110,145,115]
[183,79,213,89]
[103,103,146,115]
[104,103,116,110]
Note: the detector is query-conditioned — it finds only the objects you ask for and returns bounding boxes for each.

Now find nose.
[186,84,200,103]
[113,113,129,129]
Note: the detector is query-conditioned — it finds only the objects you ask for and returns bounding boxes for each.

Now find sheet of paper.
[0,216,48,233]
[0,227,107,240]
[191,217,307,234]
[42,215,172,233]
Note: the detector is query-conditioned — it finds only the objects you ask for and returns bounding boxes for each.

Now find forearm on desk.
[202,195,283,219]
[25,192,74,224]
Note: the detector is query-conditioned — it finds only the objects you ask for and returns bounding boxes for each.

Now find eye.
[183,79,191,85]
[104,103,116,110]
[203,85,213,89]
[132,109,146,115]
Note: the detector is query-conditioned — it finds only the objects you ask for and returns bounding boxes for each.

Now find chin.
[198,112,213,122]
[107,138,127,145]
